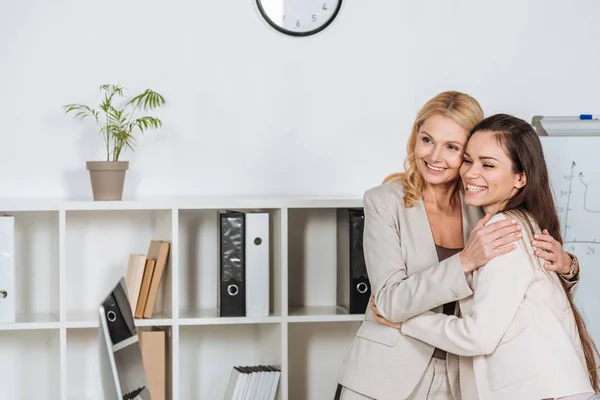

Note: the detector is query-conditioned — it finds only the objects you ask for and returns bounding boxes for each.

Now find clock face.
[256,0,342,37]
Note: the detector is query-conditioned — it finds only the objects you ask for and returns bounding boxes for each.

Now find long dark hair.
[470,113,599,392]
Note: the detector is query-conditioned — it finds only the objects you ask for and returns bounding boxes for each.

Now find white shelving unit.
[0,197,366,400]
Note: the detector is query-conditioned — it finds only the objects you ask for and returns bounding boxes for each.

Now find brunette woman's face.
[414,114,469,187]
[460,130,526,215]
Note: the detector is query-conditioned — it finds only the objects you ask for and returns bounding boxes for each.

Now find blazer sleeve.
[364,189,473,323]
[400,216,534,356]
[560,272,579,293]
[559,252,580,293]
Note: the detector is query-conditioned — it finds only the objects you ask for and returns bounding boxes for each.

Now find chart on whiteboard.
[541,136,600,346]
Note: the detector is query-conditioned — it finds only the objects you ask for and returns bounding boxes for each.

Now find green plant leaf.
[131,116,163,134]
[64,84,165,162]
[128,89,165,111]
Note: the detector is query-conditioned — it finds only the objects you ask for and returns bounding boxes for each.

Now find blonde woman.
[371,114,597,399]
[335,92,579,400]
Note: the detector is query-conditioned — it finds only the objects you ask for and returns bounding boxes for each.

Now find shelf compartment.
[288,208,368,318]
[288,321,361,400]
[179,323,282,400]
[65,209,174,321]
[66,326,173,399]
[0,329,60,399]
[178,208,283,319]
[1,211,61,322]
[66,327,104,399]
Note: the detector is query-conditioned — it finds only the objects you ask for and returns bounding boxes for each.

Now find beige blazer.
[401,212,593,400]
[337,182,483,400]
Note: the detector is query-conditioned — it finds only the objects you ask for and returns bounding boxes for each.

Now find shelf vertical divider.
[171,207,180,400]
[280,206,289,400]
[58,208,67,400]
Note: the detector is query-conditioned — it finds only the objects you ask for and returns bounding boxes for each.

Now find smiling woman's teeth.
[426,163,445,172]
[466,185,486,192]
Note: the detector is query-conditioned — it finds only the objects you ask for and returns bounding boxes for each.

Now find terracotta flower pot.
[86,161,129,201]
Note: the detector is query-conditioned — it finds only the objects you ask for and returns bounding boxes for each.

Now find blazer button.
[452,293,459,300]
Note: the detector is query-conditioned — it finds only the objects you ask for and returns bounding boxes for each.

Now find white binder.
[0,215,15,323]
[245,213,270,317]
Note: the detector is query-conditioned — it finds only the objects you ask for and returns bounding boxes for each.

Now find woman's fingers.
[474,213,493,230]
[531,238,554,252]
[370,303,381,317]
[491,244,517,257]
[370,302,402,329]
[543,262,561,272]
[374,314,401,329]
[492,232,522,248]
[486,221,521,240]
[480,218,518,234]
[534,249,557,263]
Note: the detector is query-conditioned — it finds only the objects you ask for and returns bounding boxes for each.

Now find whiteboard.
[541,136,600,348]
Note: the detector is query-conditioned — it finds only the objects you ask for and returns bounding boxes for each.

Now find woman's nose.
[462,164,479,178]
[430,146,443,162]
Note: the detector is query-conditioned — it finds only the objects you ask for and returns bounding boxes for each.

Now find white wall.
[2,0,600,200]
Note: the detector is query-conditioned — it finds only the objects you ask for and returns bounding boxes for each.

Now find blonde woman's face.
[414,114,469,186]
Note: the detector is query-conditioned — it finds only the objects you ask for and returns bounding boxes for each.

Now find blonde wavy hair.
[383,91,485,207]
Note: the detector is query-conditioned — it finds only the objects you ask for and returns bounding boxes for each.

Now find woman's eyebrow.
[479,156,499,161]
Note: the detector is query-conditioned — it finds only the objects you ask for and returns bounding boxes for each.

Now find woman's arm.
[397,216,534,356]
[364,189,520,323]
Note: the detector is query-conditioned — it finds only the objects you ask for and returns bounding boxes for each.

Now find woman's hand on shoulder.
[459,213,522,274]
[532,229,575,276]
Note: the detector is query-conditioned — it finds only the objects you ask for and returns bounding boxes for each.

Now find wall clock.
[256,0,342,37]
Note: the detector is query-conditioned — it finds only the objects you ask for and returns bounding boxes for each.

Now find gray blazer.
[337,182,483,400]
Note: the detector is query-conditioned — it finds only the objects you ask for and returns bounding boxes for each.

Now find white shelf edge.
[0,321,61,331]
[0,197,363,212]
[281,321,288,400]
[280,208,289,400]
[172,324,180,400]
[59,327,67,400]
[286,315,365,323]
[0,313,61,331]
[178,316,283,326]
[64,318,176,329]
[0,314,364,330]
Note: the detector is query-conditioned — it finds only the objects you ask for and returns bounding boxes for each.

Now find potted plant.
[63,84,166,201]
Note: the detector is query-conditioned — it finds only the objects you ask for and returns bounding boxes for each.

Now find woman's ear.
[515,171,527,189]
